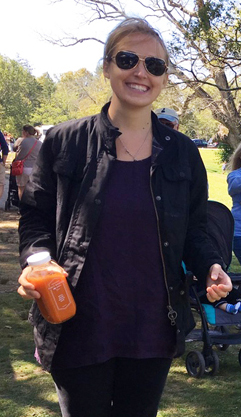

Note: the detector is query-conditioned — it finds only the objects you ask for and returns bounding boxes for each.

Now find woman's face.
[104,33,168,111]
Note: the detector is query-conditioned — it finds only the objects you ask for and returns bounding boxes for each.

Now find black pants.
[51,357,172,417]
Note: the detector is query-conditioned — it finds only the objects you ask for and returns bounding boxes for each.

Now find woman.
[227,144,241,265]
[17,18,231,417]
[0,129,9,199]
[13,124,42,200]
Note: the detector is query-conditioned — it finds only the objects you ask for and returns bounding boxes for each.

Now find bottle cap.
[27,251,51,266]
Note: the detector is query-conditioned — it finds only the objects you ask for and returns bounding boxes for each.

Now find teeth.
[128,84,148,92]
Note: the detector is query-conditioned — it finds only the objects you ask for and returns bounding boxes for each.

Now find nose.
[133,58,147,77]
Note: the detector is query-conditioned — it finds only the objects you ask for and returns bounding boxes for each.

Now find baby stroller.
[185,200,241,377]
[4,163,19,211]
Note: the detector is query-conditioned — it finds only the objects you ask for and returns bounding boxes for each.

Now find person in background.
[222,161,227,174]
[13,125,42,200]
[17,17,232,417]
[227,144,241,266]
[0,129,9,199]
[155,107,179,130]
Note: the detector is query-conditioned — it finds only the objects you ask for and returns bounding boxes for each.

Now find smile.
[127,83,149,92]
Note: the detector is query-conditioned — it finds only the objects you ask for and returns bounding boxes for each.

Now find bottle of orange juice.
[26,251,76,324]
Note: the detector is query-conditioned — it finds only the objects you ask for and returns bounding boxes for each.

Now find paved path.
[0,168,18,211]
[0,172,10,210]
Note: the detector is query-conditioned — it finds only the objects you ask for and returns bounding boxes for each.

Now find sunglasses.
[159,120,176,129]
[111,51,168,77]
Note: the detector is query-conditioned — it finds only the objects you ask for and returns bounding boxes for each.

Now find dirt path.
[0,208,21,293]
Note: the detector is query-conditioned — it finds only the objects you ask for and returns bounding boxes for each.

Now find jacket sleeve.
[0,131,9,156]
[227,171,241,196]
[18,136,58,269]
[183,144,224,283]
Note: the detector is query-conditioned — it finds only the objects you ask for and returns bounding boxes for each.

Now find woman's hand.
[17,266,41,300]
[17,260,68,300]
[206,263,233,303]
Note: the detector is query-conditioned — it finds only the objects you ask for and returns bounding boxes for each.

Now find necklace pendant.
[119,126,151,161]
[124,148,135,160]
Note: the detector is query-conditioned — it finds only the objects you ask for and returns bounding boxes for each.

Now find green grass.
[0,294,60,417]
[1,148,241,417]
[200,148,232,209]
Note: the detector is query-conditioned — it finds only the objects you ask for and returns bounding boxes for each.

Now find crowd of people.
[0,15,240,417]
[13,125,42,200]
[0,129,9,200]
[0,125,42,202]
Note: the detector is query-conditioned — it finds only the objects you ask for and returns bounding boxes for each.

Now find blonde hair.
[104,17,169,65]
[229,143,241,171]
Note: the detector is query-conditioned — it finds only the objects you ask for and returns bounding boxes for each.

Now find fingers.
[209,263,221,281]
[17,266,40,300]
[17,262,67,301]
[17,284,41,300]
[206,284,230,303]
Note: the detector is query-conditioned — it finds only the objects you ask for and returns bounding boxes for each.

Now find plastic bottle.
[26,251,76,324]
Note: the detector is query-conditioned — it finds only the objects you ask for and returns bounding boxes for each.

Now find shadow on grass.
[0,293,60,417]
[2,292,241,417]
[158,342,241,417]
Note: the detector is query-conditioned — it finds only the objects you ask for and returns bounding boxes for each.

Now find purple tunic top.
[52,157,176,369]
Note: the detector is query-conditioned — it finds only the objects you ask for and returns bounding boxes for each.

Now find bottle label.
[48,279,72,311]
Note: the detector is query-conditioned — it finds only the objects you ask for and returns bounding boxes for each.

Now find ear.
[103,60,110,79]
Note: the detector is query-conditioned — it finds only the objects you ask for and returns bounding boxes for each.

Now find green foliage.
[153,84,220,140]
[0,45,239,145]
[31,69,111,124]
[218,142,234,163]
[173,0,241,62]
[0,56,41,136]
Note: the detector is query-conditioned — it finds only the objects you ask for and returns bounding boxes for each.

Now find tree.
[31,68,111,124]
[0,56,41,137]
[37,73,56,103]
[49,0,241,149]
[153,83,220,139]
[30,73,57,125]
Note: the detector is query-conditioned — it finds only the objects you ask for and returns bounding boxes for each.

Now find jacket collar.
[98,102,121,156]
[98,102,181,162]
[151,111,182,165]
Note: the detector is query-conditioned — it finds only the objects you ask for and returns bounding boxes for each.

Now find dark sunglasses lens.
[160,120,175,128]
[115,52,139,69]
[145,57,166,76]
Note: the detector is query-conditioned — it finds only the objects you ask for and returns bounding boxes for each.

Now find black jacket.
[19,103,223,371]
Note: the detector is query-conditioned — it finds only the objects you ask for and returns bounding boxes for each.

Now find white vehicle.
[37,125,54,142]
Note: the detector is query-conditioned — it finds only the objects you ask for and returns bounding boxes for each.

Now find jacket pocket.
[160,164,192,215]
[161,164,192,182]
[53,155,88,182]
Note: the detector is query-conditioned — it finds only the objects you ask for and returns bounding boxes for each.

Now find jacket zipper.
[150,166,177,326]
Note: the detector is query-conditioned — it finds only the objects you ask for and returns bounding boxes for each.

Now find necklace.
[118,126,151,161]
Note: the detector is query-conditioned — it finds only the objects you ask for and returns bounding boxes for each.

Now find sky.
[1,0,241,80]
[0,0,147,79]
[1,0,120,78]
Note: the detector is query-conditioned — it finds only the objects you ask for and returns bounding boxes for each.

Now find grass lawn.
[1,147,241,417]
[200,148,232,210]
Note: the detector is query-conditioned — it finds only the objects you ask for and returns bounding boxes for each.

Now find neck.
[107,100,152,132]
[107,101,153,162]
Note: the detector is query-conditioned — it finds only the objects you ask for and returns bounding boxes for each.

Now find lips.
[127,83,149,92]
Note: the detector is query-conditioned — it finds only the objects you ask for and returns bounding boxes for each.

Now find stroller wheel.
[204,350,219,376]
[186,350,205,378]
[216,343,229,352]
